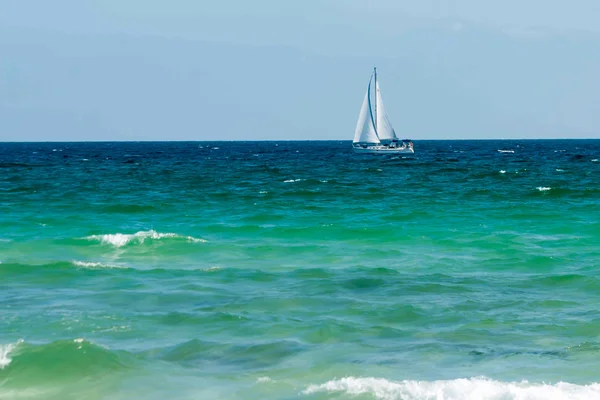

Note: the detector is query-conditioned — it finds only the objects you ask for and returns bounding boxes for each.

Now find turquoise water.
[1,140,600,399]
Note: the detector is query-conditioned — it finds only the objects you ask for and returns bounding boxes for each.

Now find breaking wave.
[0,340,21,369]
[0,339,135,380]
[84,230,207,247]
[71,260,121,269]
[303,377,600,400]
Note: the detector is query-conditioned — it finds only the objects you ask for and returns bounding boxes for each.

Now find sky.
[1,0,600,140]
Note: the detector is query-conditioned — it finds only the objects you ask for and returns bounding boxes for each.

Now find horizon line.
[1,137,599,143]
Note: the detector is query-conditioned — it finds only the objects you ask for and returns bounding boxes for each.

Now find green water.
[1,140,599,399]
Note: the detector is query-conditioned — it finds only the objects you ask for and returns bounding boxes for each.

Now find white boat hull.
[352,145,414,154]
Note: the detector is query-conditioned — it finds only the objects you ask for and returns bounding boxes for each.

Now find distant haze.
[1,1,600,141]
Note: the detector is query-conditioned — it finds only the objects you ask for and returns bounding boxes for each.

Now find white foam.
[85,230,207,247]
[257,377,274,383]
[499,170,506,174]
[303,377,600,400]
[498,150,514,153]
[284,179,302,183]
[0,340,22,369]
[537,187,551,191]
[556,169,564,172]
[592,159,598,162]
[71,260,121,269]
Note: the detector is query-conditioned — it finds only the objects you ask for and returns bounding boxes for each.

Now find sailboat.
[352,67,414,154]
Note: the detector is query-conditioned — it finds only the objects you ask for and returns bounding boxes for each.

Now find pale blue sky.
[1,1,600,140]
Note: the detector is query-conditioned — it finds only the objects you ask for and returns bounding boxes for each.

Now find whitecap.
[499,170,506,174]
[257,377,273,383]
[592,159,598,162]
[498,149,514,153]
[284,179,302,183]
[556,169,564,172]
[303,377,600,400]
[320,180,329,183]
[537,187,551,191]
[84,230,207,247]
[71,260,121,269]
[259,190,269,194]
[0,340,23,369]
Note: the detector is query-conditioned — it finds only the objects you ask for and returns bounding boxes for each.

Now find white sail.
[375,81,397,142]
[353,77,380,144]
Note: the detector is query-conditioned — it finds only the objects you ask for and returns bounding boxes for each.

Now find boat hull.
[352,145,414,154]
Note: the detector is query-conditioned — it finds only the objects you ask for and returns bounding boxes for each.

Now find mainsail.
[353,76,380,144]
[353,69,397,144]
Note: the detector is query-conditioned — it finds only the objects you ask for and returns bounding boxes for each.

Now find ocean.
[1,140,599,399]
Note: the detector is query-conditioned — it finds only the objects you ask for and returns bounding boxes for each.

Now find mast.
[373,67,378,132]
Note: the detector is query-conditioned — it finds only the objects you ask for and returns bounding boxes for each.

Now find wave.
[0,339,135,380]
[84,230,207,247]
[498,149,515,153]
[0,340,21,369]
[146,338,305,369]
[303,377,600,399]
[0,261,232,278]
[99,204,158,213]
[71,260,121,269]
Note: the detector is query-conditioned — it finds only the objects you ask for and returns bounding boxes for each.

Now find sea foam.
[303,377,600,400]
[71,260,121,269]
[85,230,207,247]
[0,340,22,369]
